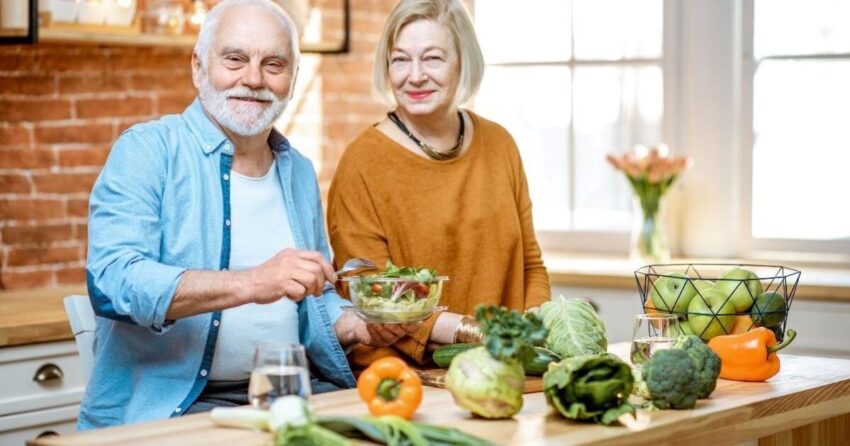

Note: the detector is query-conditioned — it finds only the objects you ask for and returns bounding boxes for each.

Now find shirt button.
[223,173,229,181]
[174,407,182,413]
[200,369,208,377]
[225,219,231,226]
[224,144,231,151]
[213,320,220,327]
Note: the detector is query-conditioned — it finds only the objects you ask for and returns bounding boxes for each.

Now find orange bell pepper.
[357,356,422,419]
[707,327,796,382]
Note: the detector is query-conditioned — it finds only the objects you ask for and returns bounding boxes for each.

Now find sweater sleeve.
[512,138,552,309]
[327,139,436,365]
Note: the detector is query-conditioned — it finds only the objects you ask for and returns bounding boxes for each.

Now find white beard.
[198,75,289,137]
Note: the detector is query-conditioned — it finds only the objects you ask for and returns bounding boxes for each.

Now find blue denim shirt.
[79,98,356,430]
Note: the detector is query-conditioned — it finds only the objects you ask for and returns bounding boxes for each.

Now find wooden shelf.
[40,27,196,47]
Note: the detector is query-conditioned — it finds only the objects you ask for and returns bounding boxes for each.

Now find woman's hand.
[334,310,421,347]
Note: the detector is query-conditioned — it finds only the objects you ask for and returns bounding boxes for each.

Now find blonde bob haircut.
[373,0,485,107]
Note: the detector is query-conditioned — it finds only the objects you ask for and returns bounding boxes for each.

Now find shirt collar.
[182,97,291,155]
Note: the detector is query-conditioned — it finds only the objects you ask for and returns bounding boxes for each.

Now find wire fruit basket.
[634,264,801,342]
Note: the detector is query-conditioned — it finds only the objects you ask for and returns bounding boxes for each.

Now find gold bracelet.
[453,316,483,344]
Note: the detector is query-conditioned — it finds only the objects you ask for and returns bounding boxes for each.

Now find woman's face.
[388,19,460,118]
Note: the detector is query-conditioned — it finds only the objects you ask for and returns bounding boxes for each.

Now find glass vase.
[630,196,670,263]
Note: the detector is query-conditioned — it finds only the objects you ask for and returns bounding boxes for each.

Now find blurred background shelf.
[40,27,195,47]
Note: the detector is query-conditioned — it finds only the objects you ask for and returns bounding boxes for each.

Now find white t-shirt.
[209,159,300,381]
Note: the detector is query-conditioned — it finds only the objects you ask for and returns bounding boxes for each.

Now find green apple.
[692,279,715,296]
[715,268,763,312]
[688,288,736,341]
[650,273,697,316]
[751,291,787,328]
[677,320,695,336]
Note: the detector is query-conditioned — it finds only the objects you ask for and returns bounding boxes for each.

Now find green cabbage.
[445,347,525,419]
[539,297,607,358]
[543,354,635,425]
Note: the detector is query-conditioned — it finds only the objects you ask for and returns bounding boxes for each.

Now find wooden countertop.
[0,286,86,347]
[544,254,850,303]
[28,344,850,446]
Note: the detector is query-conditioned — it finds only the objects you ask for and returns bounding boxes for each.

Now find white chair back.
[63,295,96,384]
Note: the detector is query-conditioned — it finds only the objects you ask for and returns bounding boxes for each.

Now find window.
[472,0,665,249]
[743,0,850,258]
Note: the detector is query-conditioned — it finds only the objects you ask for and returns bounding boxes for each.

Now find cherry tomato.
[414,283,430,297]
[371,283,383,295]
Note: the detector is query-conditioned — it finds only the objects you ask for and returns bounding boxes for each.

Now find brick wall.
[0,0,396,290]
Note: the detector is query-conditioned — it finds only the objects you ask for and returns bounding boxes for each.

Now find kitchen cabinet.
[0,341,84,443]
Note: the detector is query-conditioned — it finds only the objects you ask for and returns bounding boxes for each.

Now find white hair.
[194,0,301,72]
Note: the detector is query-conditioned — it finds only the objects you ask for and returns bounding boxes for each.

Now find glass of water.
[249,342,311,409]
[630,313,680,366]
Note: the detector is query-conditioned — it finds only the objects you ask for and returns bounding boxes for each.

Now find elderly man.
[78,0,417,429]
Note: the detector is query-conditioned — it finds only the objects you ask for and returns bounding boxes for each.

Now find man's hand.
[334,310,421,348]
[241,248,335,304]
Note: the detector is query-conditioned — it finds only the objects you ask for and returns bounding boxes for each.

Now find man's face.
[194,5,296,136]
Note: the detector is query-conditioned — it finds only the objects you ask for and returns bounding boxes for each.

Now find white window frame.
[738,0,850,265]
[673,0,850,265]
[478,1,680,256]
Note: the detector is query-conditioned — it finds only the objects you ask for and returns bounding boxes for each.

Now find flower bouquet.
[606,144,693,262]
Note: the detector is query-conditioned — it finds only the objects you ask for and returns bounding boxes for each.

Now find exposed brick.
[2,224,74,244]
[72,222,88,240]
[0,270,54,290]
[0,75,55,95]
[76,97,154,119]
[114,119,141,136]
[0,125,31,147]
[0,99,72,122]
[157,92,195,115]
[67,198,89,217]
[6,246,81,267]
[0,148,55,169]
[35,123,113,144]
[130,72,193,92]
[57,145,111,167]
[56,266,86,285]
[37,55,108,72]
[0,174,32,193]
[0,198,65,220]
[58,73,130,94]
[33,172,99,194]
[0,52,38,72]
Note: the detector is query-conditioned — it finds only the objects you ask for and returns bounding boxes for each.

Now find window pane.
[752,60,850,239]
[474,66,572,231]
[573,0,662,60]
[754,0,850,58]
[573,66,664,231]
[474,0,571,63]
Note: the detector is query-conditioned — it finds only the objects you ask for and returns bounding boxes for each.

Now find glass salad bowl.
[340,263,448,324]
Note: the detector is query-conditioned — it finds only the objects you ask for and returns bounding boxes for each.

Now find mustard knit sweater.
[327,111,550,366]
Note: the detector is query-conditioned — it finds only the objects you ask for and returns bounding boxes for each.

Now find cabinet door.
[0,341,85,417]
[0,404,78,445]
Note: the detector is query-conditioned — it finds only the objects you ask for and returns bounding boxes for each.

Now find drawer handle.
[33,363,64,383]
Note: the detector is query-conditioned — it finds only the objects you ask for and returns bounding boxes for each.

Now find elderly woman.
[327,0,550,368]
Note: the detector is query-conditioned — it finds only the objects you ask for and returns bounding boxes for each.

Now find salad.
[343,262,448,323]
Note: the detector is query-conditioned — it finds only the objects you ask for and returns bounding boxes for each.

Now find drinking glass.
[248,342,311,409]
[630,313,680,366]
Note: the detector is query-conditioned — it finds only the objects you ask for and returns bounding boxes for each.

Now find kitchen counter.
[0,286,86,347]
[27,344,850,446]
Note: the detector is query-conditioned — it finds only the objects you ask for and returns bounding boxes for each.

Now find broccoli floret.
[673,335,721,398]
[641,349,701,410]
